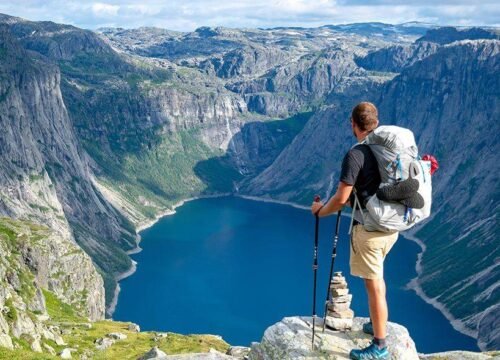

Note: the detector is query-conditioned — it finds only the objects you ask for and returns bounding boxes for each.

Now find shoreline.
[107,193,230,317]
[107,193,477,347]
[107,260,137,316]
[403,232,478,344]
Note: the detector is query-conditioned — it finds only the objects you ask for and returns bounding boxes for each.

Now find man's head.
[351,102,379,139]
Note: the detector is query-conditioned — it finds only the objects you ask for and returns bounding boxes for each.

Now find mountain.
[0,13,498,353]
[243,39,500,349]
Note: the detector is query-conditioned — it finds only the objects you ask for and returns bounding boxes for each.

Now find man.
[311,102,398,360]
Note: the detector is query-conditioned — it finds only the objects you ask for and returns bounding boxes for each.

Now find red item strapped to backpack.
[422,154,439,175]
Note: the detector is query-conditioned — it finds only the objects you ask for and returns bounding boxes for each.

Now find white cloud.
[91,2,120,17]
[0,0,498,30]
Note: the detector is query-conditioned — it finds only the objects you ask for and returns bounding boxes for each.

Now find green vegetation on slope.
[0,288,230,360]
[87,129,240,220]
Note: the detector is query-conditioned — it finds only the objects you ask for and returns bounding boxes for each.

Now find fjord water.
[113,196,478,353]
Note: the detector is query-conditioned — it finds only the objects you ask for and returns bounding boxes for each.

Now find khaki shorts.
[350,224,398,280]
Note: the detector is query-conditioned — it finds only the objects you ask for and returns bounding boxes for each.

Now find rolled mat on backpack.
[376,178,424,209]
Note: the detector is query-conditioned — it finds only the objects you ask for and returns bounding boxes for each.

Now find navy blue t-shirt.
[339,144,381,208]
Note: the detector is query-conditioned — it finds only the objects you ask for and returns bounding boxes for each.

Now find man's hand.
[311,201,324,216]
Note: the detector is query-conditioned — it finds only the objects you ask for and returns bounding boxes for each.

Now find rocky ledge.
[250,316,417,360]
[132,316,499,360]
[246,316,499,360]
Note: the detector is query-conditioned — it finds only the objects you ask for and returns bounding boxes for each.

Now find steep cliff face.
[417,26,499,45]
[376,40,499,349]
[355,41,439,72]
[0,217,103,352]
[0,26,134,309]
[228,46,367,116]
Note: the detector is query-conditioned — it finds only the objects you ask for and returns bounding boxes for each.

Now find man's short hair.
[351,102,379,132]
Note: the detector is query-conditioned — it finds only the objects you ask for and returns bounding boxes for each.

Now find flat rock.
[248,316,419,360]
[331,288,349,297]
[330,294,352,303]
[327,301,351,312]
[325,316,353,331]
[328,308,354,319]
[330,282,348,289]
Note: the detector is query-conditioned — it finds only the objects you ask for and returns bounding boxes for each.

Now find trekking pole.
[311,195,320,351]
[322,210,341,332]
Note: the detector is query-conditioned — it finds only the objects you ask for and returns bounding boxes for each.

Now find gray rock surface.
[107,332,127,340]
[249,316,419,360]
[227,346,251,358]
[95,336,115,350]
[139,346,168,359]
[419,350,500,359]
[164,353,235,359]
[60,347,76,359]
[128,323,141,332]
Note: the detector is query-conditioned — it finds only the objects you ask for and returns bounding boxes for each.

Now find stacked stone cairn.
[324,271,354,330]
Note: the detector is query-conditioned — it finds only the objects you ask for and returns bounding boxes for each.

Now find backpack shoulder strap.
[348,189,363,235]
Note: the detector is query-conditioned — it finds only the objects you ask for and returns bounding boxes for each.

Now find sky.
[0,0,498,31]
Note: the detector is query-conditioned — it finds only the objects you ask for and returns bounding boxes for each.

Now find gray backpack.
[349,126,432,233]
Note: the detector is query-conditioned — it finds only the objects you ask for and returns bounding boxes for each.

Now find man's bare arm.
[311,182,353,217]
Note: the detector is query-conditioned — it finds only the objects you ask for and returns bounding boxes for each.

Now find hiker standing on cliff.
[311,102,397,360]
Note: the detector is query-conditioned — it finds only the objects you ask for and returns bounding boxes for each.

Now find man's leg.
[349,226,398,359]
[364,278,387,341]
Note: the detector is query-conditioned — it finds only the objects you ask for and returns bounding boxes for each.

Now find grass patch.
[4,298,17,323]
[42,289,84,323]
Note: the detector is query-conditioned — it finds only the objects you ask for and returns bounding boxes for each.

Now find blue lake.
[113,196,478,353]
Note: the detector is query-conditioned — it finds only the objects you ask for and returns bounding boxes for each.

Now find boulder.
[107,332,127,340]
[95,337,115,350]
[248,316,419,360]
[138,346,168,359]
[226,346,251,358]
[128,323,141,332]
[60,348,75,359]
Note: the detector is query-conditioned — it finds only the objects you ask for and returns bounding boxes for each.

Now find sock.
[373,337,386,349]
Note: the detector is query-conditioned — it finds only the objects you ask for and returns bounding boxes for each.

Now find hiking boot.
[362,321,374,335]
[349,341,390,360]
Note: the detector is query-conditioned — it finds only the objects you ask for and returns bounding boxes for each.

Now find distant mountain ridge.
[0,12,498,352]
